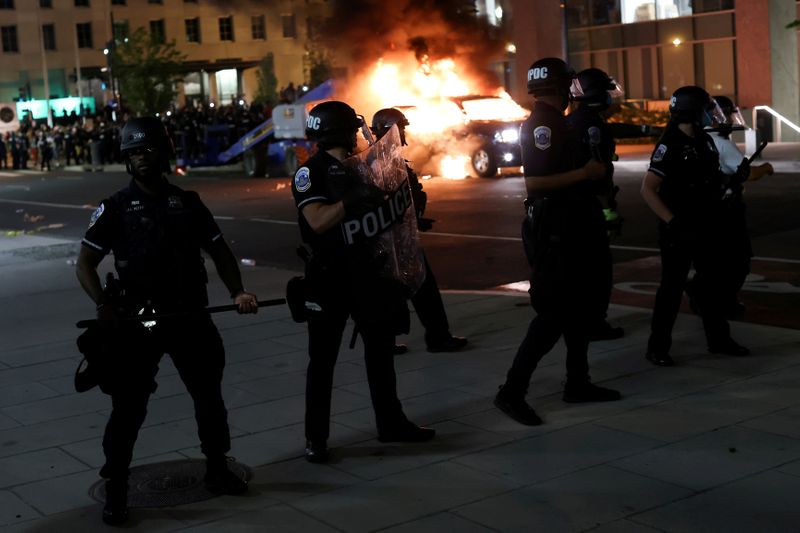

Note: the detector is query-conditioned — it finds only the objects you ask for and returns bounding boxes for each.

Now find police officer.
[692,95,774,318]
[293,101,435,463]
[371,108,468,354]
[76,117,257,525]
[641,86,750,367]
[567,67,625,341]
[494,58,621,426]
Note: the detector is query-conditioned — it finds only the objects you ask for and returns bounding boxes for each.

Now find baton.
[76,298,286,329]
[747,140,769,164]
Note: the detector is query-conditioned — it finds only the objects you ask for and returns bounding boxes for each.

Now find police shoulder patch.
[88,202,104,228]
[533,126,552,150]
[652,144,668,162]
[587,126,602,146]
[294,166,311,192]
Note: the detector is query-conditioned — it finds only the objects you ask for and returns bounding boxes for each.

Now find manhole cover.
[89,459,252,508]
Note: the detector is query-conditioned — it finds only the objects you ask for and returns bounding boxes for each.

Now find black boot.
[494,386,543,426]
[204,456,248,495]
[304,440,330,463]
[646,349,675,367]
[589,321,624,341]
[102,478,129,526]
[378,421,436,443]
[426,334,468,353]
[562,380,621,403]
[708,339,750,356]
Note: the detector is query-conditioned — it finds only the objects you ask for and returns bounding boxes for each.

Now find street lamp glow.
[495,6,503,20]
[209,102,215,108]
[506,43,516,54]
[238,99,245,106]
[103,48,109,55]
[672,38,682,47]
[166,110,172,117]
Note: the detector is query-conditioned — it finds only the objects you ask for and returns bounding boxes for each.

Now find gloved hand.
[342,183,386,217]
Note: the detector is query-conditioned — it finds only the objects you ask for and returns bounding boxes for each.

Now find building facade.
[0,0,332,112]
[507,0,800,138]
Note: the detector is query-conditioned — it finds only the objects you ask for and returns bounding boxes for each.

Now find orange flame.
[365,56,526,178]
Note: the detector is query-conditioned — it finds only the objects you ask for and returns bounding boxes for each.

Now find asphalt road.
[1,152,799,328]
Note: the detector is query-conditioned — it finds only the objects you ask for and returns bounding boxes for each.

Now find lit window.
[75,0,89,6]
[620,0,692,23]
[0,0,14,9]
[40,0,53,8]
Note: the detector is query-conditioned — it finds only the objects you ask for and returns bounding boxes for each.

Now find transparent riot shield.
[341,125,426,294]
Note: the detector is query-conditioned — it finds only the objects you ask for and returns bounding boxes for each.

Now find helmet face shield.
[728,107,746,126]
[608,78,625,99]
[568,78,584,99]
[705,99,727,127]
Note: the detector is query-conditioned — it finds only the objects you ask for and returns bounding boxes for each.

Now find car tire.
[471,145,497,178]
[244,148,267,178]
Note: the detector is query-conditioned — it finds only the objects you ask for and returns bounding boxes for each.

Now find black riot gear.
[571,68,624,110]
[712,95,747,127]
[305,101,362,152]
[371,108,410,145]
[526,57,578,97]
[669,86,725,127]
[713,95,735,115]
[119,117,174,175]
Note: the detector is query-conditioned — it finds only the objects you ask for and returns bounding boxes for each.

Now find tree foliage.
[305,48,332,88]
[112,28,186,116]
[254,53,279,106]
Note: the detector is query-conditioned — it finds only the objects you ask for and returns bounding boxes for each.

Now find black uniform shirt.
[567,105,616,167]
[648,122,723,221]
[521,100,603,238]
[291,150,355,255]
[520,100,575,182]
[82,179,221,309]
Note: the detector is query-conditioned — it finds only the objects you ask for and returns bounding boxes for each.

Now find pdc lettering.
[342,180,413,245]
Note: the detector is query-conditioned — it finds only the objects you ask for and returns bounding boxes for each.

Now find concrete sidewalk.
[1,235,799,532]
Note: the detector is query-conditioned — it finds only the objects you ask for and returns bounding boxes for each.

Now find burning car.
[397,94,528,178]
[446,95,528,177]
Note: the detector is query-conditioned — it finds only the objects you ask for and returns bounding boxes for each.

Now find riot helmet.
[119,117,174,176]
[527,57,580,96]
[305,101,362,152]
[571,68,624,110]
[669,86,726,127]
[712,95,746,127]
[371,108,410,145]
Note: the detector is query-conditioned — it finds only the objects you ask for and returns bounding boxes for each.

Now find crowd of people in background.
[0,86,307,171]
